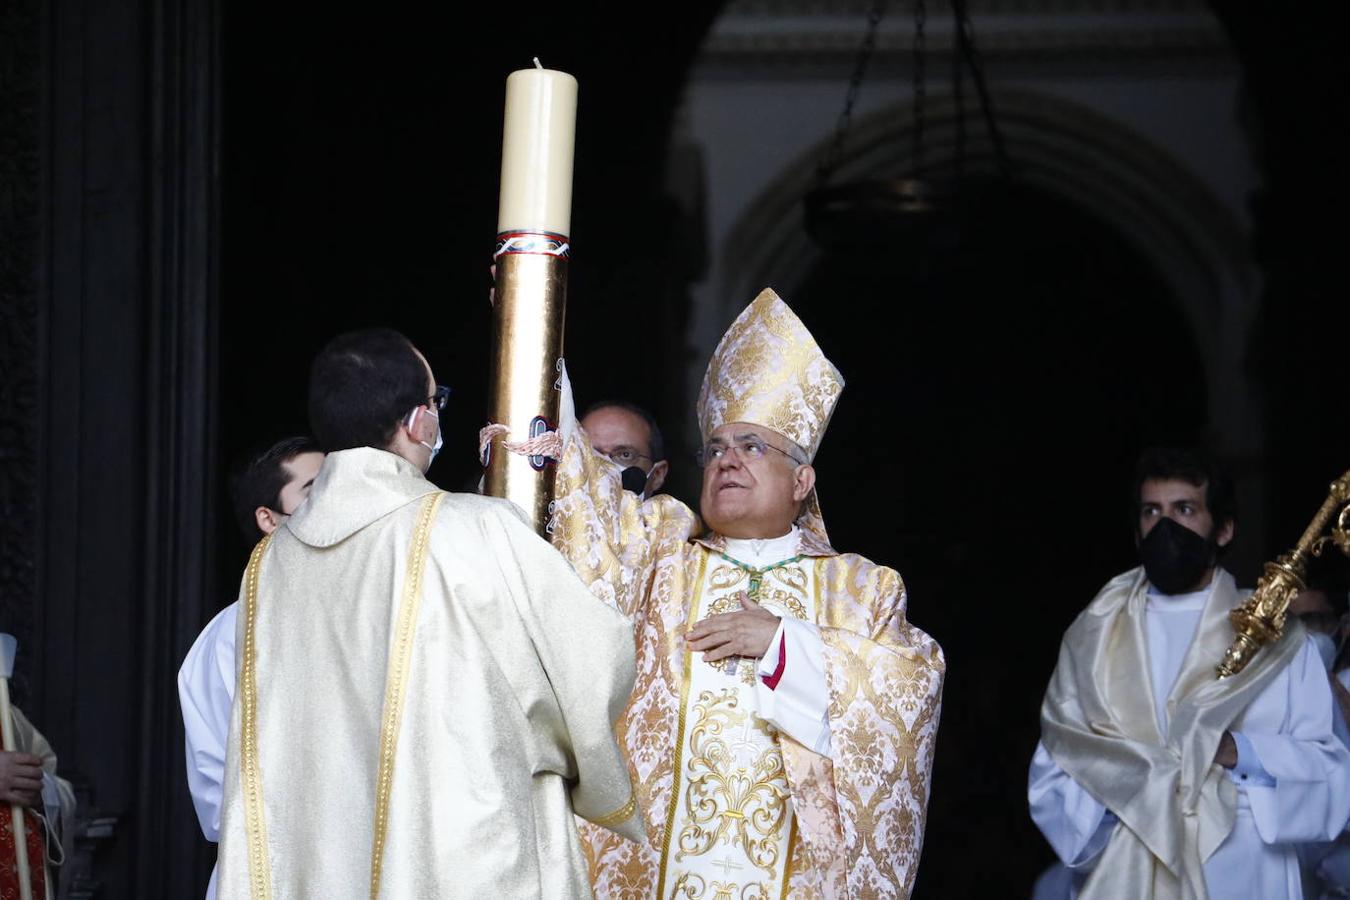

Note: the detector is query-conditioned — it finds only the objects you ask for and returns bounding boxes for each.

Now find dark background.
[0,0,1344,896]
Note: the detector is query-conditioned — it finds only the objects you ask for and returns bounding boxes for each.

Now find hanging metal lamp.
[804,0,1010,249]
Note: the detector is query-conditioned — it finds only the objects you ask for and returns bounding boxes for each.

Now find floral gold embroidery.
[669,871,775,899]
[704,560,807,621]
[676,689,790,877]
[696,289,844,462]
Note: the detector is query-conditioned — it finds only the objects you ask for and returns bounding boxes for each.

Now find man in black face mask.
[1028,447,1350,900]
[579,400,669,498]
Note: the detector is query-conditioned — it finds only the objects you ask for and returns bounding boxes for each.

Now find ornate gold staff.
[1217,470,1350,678]
[482,62,576,534]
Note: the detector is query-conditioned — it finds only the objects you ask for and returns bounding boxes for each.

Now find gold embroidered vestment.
[552,427,945,899]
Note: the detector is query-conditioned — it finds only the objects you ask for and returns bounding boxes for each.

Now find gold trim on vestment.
[369,492,444,900]
[656,549,710,898]
[779,815,798,900]
[590,792,638,829]
[772,568,809,900]
[240,534,275,900]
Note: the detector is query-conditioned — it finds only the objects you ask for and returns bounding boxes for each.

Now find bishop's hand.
[0,750,43,807]
[685,593,779,662]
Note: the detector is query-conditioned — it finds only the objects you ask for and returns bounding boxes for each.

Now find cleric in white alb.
[1028,449,1350,900]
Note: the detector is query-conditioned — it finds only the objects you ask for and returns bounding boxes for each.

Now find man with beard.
[1029,447,1350,899]
[547,289,944,898]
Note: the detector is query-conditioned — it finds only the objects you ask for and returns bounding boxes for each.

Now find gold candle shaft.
[484,248,568,534]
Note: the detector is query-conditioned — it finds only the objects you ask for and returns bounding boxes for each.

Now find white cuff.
[753,617,831,755]
[757,617,787,677]
[40,771,62,831]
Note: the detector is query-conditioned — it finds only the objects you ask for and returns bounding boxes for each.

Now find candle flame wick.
[533,57,543,70]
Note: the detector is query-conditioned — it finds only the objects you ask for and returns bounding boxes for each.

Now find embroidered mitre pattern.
[697,288,844,462]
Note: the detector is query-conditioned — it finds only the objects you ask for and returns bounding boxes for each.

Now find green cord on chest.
[719,552,802,602]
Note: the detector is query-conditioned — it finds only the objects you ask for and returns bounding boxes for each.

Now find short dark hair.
[309,328,428,452]
[581,399,666,461]
[230,436,321,543]
[1132,446,1237,531]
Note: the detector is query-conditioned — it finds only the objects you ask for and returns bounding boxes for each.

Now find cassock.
[1029,567,1350,900]
[212,447,642,898]
[549,290,945,899]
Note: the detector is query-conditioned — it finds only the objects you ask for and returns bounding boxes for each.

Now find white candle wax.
[497,67,577,236]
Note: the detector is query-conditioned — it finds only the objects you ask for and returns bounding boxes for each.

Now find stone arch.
[712,87,1261,459]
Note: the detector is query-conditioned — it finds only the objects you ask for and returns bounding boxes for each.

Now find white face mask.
[406,407,442,466]
[1311,631,1337,671]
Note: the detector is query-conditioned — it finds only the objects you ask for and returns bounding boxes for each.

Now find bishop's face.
[698,422,815,540]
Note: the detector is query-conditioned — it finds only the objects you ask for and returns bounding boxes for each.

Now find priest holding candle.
[207,64,647,900]
[211,326,641,899]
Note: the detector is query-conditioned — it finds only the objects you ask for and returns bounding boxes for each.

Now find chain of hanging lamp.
[952,0,1012,177]
[815,0,890,188]
[815,0,1010,190]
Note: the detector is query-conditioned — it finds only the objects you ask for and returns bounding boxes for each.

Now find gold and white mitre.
[697,288,843,462]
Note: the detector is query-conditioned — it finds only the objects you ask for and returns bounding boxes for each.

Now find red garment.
[761,632,788,690]
[0,806,47,900]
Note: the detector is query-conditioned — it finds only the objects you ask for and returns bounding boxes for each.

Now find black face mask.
[620,466,650,496]
[1139,517,1216,595]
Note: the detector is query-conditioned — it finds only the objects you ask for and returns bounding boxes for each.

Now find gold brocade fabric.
[216,448,641,899]
[697,289,843,463]
[661,556,814,899]
[551,386,945,899]
[1039,568,1305,900]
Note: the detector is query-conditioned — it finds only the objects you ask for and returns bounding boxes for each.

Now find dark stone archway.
[791,178,1206,895]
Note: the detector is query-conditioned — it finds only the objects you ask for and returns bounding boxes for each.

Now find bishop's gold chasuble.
[662,552,818,899]
[552,290,945,898]
[215,449,641,899]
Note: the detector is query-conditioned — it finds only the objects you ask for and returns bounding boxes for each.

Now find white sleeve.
[1028,740,1116,869]
[177,602,239,842]
[38,769,76,869]
[1243,640,1350,844]
[754,616,831,756]
[40,772,62,831]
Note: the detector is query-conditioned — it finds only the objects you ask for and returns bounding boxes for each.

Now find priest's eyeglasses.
[601,446,651,467]
[696,436,802,468]
[427,385,451,411]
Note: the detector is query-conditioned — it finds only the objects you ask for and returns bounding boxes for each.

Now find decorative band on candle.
[494,230,571,260]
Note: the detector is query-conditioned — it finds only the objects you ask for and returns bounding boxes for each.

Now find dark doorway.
[792,178,1207,897]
